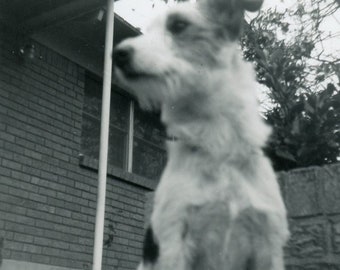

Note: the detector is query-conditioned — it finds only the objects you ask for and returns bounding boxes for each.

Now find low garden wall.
[280,163,340,270]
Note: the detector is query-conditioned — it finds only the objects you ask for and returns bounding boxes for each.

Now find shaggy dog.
[113,0,289,269]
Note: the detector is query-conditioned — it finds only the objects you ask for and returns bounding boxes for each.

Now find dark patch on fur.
[143,226,160,264]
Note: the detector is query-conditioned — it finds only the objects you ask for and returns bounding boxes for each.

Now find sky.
[115,1,338,29]
[113,0,339,108]
[114,0,339,53]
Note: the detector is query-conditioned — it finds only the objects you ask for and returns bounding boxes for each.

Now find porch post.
[92,0,115,269]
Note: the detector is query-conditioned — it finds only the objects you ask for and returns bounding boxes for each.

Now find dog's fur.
[113,0,289,269]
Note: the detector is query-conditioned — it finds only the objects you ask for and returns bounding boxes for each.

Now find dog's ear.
[198,0,263,39]
[242,0,264,12]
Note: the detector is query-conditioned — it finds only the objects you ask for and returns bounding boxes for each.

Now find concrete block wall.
[0,32,149,270]
[279,164,340,270]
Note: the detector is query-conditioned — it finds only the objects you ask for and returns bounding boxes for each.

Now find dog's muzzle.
[113,46,137,77]
[113,46,133,68]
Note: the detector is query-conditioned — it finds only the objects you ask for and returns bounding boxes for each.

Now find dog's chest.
[151,163,236,235]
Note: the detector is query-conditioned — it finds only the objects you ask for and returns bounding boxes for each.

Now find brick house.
[0,1,165,270]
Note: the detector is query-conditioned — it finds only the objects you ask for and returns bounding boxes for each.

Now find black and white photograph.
[0,0,339,270]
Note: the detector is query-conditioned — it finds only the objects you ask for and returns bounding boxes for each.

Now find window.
[81,73,167,180]
[133,105,167,180]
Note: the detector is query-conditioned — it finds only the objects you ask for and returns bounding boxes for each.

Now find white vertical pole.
[92,0,115,270]
[127,101,135,173]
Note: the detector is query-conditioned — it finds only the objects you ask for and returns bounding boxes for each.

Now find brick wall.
[0,31,149,270]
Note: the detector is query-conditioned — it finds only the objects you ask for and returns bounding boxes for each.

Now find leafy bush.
[241,0,340,171]
[265,83,340,171]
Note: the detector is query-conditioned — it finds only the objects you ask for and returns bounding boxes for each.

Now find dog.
[113,0,289,269]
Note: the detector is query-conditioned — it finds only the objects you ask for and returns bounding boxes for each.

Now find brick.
[0,166,11,176]
[35,220,56,230]
[0,182,10,194]
[78,237,92,246]
[81,206,96,216]
[14,233,34,243]
[71,196,88,207]
[11,170,32,182]
[7,186,29,199]
[2,212,35,226]
[53,150,70,162]
[24,149,42,160]
[10,250,32,261]
[28,193,47,203]
[26,209,51,221]
[38,186,57,198]
[71,212,88,222]
[36,204,56,214]
[81,191,96,202]
[40,68,59,82]
[3,141,24,154]
[50,257,75,268]
[2,159,22,171]
[23,165,41,176]
[5,222,42,236]
[7,126,26,138]
[64,201,81,212]
[56,191,73,202]
[8,109,28,123]
[7,241,24,251]
[54,208,72,218]
[41,246,61,256]
[15,137,35,150]
[0,104,9,116]
[64,186,82,197]
[45,230,78,244]
[0,202,26,215]
[40,171,58,182]
[75,182,90,192]
[0,122,6,131]
[31,253,51,264]
[47,197,66,208]
[13,153,34,166]
[68,243,92,254]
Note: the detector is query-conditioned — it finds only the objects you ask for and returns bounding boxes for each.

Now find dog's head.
[113,0,263,110]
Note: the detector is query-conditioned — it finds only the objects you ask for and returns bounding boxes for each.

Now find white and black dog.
[113,0,289,269]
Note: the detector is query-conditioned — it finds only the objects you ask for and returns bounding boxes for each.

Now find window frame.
[80,72,166,185]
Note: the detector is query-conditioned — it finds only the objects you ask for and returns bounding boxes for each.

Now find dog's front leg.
[137,222,193,270]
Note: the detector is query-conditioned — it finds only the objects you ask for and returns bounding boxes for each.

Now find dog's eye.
[167,18,190,35]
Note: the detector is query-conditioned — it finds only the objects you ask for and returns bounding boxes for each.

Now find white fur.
[114,0,289,269]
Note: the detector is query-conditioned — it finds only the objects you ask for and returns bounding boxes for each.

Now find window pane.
[133,105,166,145]
[81,114,100,159]
[84,76,102,119]
[133,138,167,180]
[108,128,128,169]
[110,92,129,131]
[82,74,130,169]
[133,105,167,180]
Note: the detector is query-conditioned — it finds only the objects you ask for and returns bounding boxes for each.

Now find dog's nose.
[113,46,134,69]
